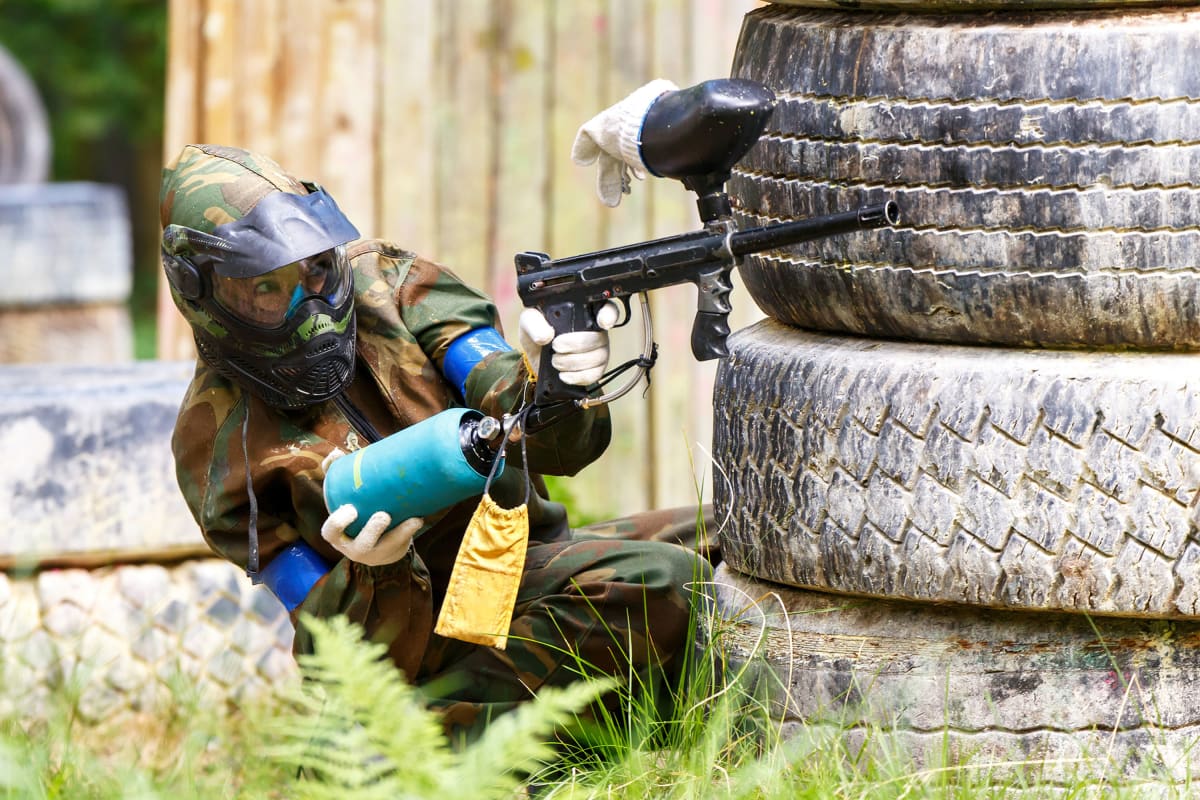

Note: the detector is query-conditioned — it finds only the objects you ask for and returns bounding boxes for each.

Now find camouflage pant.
[570,503,719,562]
[295,504,716,743]
[423,504,716,742]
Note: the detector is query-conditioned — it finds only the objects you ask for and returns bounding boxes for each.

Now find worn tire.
[0,183,131,307]
[764,0,1200,8]
[0,361,204,565]
[0,44,49,184]
[730,7,1200,349]
[0,560,294,726]
[713,319,1200,618]
[708,564,1200,785]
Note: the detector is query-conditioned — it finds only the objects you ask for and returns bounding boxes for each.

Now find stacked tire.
[0,363,296,726]
[713,2,1200,783]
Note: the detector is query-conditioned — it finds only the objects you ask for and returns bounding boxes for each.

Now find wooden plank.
[161,0,202,182]
[585,0,659,517]
[200,0,237,144]
[428,0,492,289]
[481,0,512,312]
[157,0,204,360]
[276,0,323,180]
[689,0,756,82]
[318,0,379,231]
[547,2,607,261]
[534,0,647,519]
[378,0,436,250]
[645,0,714,514]
[488,0,549,336]
[235,0,282,161]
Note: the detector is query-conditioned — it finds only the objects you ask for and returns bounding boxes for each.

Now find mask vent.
[193,328,355,409]
[274,357,353,400]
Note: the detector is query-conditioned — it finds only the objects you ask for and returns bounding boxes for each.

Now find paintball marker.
[516,79,900,410]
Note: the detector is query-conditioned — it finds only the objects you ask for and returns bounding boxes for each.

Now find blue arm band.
[443,326,513,399]
[259,541,332,612]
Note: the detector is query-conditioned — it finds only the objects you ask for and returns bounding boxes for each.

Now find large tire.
[0,364,295,728]
[0,361,204,565]
[0,44,49,184]
[0,182,133,362]
[730,7,1200,349]
[764,0,1200,8]
[0,560,294,725]
[709,564,1200,785]
[713,319,1200,618]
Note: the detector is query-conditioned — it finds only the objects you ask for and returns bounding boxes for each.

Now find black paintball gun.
[516,78,900,413]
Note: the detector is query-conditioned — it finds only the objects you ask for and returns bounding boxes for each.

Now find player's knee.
[663,542,713,592]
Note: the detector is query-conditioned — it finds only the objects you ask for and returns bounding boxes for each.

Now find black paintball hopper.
[639,78,777,221]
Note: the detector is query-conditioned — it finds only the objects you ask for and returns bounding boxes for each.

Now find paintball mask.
[162,161,362,409]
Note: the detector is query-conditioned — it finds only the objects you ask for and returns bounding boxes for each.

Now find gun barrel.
[729,200,899,257]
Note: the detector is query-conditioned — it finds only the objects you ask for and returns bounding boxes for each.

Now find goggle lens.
[213,246,350,328]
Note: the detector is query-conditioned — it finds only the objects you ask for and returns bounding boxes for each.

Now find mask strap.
[241,397,262,583]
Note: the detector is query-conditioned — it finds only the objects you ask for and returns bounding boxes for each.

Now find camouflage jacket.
[172,241,611,669]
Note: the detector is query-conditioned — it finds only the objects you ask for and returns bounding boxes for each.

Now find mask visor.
[212,245,352,328]
[195,188,360,278]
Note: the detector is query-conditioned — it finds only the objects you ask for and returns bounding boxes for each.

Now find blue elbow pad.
[260,541,332,612]
[443,327,513,398]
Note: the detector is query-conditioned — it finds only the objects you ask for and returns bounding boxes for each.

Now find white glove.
[319,447,421,566]
[571,79,679,207]
[321,504,424,566]
[519,301,620,386]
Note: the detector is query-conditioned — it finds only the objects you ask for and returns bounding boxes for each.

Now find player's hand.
[571,79,679,206]
[321,504,423,566]
[518,301,620,386]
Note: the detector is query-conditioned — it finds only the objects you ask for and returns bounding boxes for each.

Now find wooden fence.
[159,0,762,518]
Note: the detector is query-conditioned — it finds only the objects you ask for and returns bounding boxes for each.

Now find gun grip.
[691,311,730,361]
[691,266,734,361]
[533,302,595,406]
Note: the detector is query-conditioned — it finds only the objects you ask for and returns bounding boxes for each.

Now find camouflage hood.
[160,144,309,234]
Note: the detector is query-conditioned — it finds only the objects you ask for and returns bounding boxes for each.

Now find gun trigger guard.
[613,296,634,328]
[579,292,656,409]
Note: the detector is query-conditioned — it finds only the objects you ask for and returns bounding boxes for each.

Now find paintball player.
[159,137,710,740]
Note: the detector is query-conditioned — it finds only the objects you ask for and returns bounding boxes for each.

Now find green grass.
[0,604,1188,799]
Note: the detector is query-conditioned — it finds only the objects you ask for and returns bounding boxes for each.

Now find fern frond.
[261,614,453,798]
[446,678,614,799]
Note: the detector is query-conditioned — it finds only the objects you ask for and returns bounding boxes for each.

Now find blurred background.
[0,0,761,520]
[0,0,165,358]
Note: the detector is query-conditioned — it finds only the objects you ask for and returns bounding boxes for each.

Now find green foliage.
[542,474,612,527]
[260,614,612,799]
[0,0,166,179]
[0,602,1185,798]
